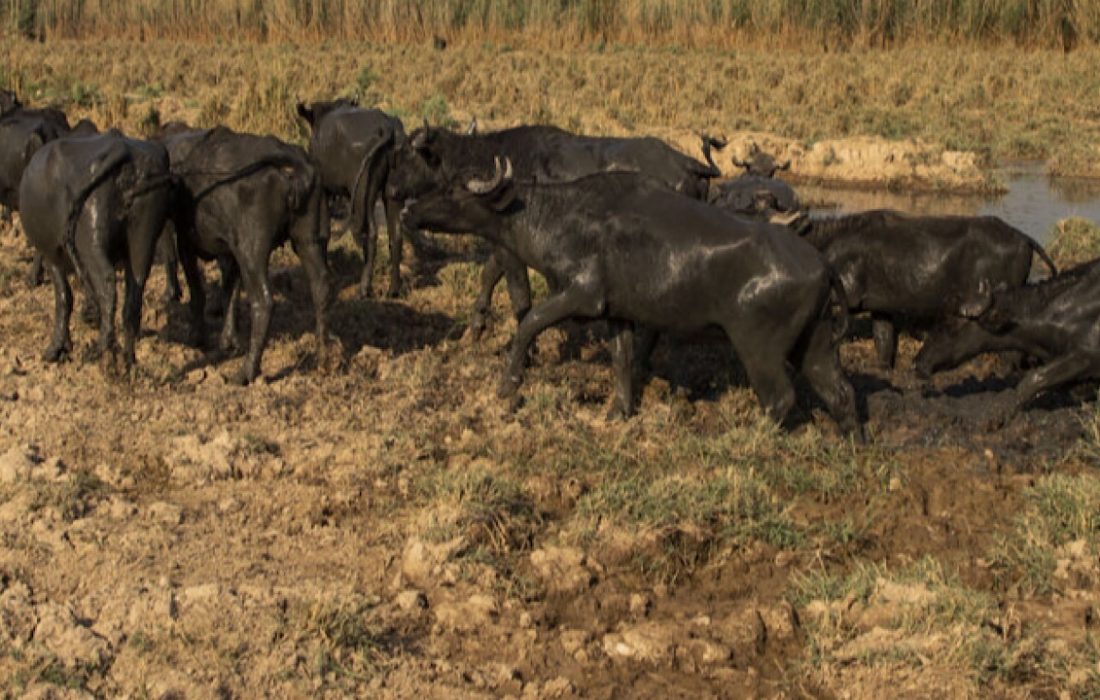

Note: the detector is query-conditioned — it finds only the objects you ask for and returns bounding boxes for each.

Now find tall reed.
[4,0,1097,48]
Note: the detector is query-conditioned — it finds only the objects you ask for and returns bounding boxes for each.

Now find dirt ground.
[1,212,1099,698]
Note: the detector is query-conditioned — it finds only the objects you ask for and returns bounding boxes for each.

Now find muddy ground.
[0,214,1098,698]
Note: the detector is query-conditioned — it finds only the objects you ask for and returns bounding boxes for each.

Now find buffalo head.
[400,157,515,234]
[295,97,359,130]
[732,144,791,179]
[957,278,1016,332]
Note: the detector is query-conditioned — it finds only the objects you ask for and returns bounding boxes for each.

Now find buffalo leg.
[915,319,1028,379]
[217,257,242,354]
[499,280,603,400]
[471,248,531,341]
[470,251,504,340]
[121,194,163,366]
[157,230,181,304]
[871,313,897,368]
[1005,353,1097,420]
[176,237,207,348]
[728,329,798,426]
[357,197,377,299]
[797,318,863,442]
[233,256,273,385]
[27,251,44,288]
[42,262,73,362]
[384,195,403,298]
[76,226,120,375]
[608,320,636,420]
[291,236,333,363]
[634,326,659,383]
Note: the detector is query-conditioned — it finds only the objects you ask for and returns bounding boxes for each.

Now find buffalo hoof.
[496,375,521,400]
[228,367,254,386]
[41,342,71,363]
[186,328,207,350]
[25,270,43,289]
[605,404,633,422]
[357,283,375,300]
[160,286,182,305]
[79,303,99,327]
[467,325,486,343]
[218,333,242,356]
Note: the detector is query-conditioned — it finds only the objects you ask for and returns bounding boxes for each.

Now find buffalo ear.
[296,102,313,125]
[22,131,45,166]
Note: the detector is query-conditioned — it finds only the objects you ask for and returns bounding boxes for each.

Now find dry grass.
[5,0,1099,49]
[4,39,1100,169]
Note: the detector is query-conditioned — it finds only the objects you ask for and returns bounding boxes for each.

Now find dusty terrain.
[1,210,1099,698]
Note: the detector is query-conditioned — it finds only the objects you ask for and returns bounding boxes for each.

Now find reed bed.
[4,39,1098,172]
[4,0,1098,49]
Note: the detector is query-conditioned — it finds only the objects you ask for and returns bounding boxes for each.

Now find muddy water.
[800,162,1100,245]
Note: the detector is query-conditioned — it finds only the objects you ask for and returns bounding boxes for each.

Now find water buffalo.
[400,161,861,439]
[388,124,725,339]
[924,259,1100,423]
[18,130,172,372]
[793,210,1057,369]
[296,98,406,298]
[164,126,332,385]
[710,144,801,219]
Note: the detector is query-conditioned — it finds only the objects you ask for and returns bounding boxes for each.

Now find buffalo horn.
[467,157,505,194]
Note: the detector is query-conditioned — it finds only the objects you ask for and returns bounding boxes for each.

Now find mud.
[0,213,1096,697]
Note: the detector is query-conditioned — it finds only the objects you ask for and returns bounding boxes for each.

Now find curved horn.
[502,157,513,183]
[466,157,505,194]
[732,156,749,169]
[466,117,478,135]
[959,278,993,319]
[778,158,792,171]
[410,126,429,150]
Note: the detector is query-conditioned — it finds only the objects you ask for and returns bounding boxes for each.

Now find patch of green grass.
[788,556,1063,686]
[574,466,801,581]
[417,466,541,557]
[289,594,389,687]
[987,472,1100,595]
[30,470,108,522]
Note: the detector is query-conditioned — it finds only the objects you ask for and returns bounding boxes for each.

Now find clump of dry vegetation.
[4,39,1100,176]
[1048,217,1100,268]
[6,0,1100,48]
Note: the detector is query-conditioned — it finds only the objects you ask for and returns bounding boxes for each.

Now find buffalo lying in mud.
[388,124,725,338]
[297,98,406,298]
[921,259,1100,424]
[709,144,801,218]
[400,160,862,440]
[18,130,172,373]
[790,210,1057,370]
[164,126,333,384]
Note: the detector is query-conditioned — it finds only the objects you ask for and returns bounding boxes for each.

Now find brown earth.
[1,211,1099,697]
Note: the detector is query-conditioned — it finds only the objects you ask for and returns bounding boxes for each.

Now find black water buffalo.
[296,99,405,298]
[710,144,801,218]
[164,126,332,385]
[922,259,1100,422]
[794,210,1057,369]
[400,161,861,439]
[18,131,172,371]
[388,124,725,338]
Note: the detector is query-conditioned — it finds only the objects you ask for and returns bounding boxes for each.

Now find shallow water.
[799,162,1100,245]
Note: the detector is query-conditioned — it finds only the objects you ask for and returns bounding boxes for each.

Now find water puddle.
[799,162,1100,245]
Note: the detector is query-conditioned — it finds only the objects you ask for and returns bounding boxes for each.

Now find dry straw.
[4,0,1098,48]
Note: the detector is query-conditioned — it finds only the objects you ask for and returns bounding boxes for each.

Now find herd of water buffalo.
[2,89,1098,442]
